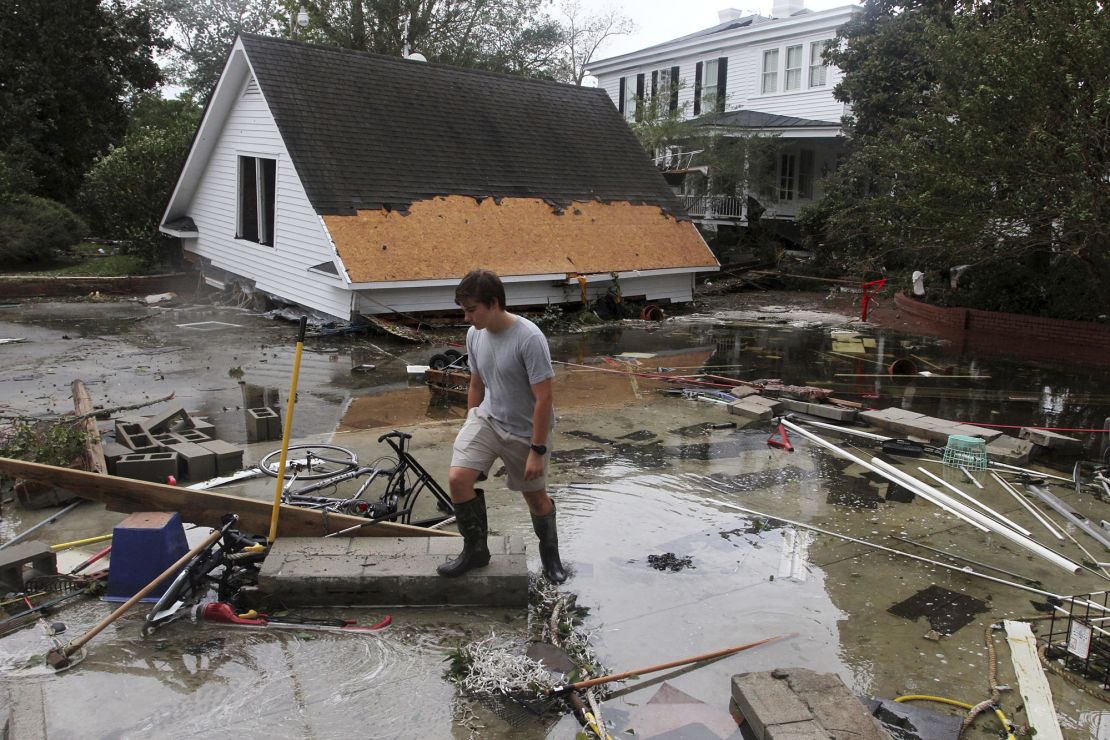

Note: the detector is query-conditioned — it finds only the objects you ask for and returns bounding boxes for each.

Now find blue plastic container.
[104,511,189,602]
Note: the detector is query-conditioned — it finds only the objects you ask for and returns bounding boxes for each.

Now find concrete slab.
[729,400,773,421]
[732,669,886,740]
[730,672,813,739]
[259,535,527,608]
[987,435,1036,465]
[779,399,857,422]
[1019,427,1083,451]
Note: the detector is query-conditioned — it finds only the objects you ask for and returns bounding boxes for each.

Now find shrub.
[0,194,87,264]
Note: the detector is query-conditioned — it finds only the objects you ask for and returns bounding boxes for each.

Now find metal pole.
[268,316,309,543]
[0,500,83,551]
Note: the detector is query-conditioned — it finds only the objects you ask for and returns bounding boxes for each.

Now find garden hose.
[894,695,1015,740]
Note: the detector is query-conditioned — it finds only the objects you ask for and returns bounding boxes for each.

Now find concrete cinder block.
[245,407,281,442]
[115,422,161,453]
[785,669,887,740]
[141,403,189,434]
[176,428,212,444]
[101,440,131,475]
[197,439,244,475]
[728,400,773,421]
[1019,427,1083,451]
[0,541,57,592]
[258,535,527,608]
[115,452,179,483]
[152,432,187,448]
[166,441,217,482]
[779,399,857,423]
[765,720,829,740]
[731,673,814,739]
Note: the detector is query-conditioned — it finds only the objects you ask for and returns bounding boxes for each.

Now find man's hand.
[524,450,545,481]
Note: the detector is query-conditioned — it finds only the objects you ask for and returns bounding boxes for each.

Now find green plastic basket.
[942,434,988,470]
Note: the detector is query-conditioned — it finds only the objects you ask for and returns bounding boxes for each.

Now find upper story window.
[618,75,643,121]
[694,56,728,116]
[761,49,779,94]
[784,45,803,91]
[809,40,830,87]
[237,156,276,246]
[650,66,680,115]
[760,40,832,94]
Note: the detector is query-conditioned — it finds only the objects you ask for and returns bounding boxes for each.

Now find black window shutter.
[716,57,728,112]
[670,65,680,112]
[694,62,703,116]
[651,70,658,100]
[635,73,645,121]
[618,77,625,114]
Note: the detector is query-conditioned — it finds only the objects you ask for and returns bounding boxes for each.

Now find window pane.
[761,49,778,94]
[239,156,258,242]
[779,153,796,200]
[799,149,814,199]
[809,40,828,87]
[261,158,276,246]
[786,45,802,69]
[624,76,636,120]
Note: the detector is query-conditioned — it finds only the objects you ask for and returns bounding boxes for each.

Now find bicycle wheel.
[259,444,359,480]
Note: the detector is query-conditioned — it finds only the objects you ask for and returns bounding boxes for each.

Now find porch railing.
[680,195,746,219]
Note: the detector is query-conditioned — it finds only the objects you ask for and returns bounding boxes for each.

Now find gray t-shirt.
[466,315,555,439]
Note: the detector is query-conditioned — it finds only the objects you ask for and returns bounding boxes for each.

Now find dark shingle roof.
[239,34,686,217]
[698,109,840,129]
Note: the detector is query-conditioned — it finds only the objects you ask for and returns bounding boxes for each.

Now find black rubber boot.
[531,504,568,584]
[437,491,491,577]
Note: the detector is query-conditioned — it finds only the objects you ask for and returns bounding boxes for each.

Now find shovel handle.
[62,519,234,656]
[550,632,795,695]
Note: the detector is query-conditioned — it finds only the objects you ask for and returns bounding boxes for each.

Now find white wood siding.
[184,74,354,320]
[356,274,695,315]
[597,12,849,128]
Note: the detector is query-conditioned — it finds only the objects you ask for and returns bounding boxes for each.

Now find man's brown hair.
[455,269,506,310]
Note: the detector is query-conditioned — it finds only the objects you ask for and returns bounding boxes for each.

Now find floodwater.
[2,296,1110,739]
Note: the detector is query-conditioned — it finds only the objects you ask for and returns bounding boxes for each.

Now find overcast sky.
[581,0,861,60]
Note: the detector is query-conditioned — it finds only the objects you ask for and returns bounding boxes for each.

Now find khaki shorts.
[451,408,550,493]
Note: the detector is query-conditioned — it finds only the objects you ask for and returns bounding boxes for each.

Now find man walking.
[437,269,567,584]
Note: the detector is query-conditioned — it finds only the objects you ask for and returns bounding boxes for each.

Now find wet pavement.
[2,295,1110,739]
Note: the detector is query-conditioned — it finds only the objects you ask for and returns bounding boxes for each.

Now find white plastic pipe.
[917,466,1033,537]
[871,458,1080,574]
[781,419,1082,574]
[869,459,990,533]
[991,472,1064,540]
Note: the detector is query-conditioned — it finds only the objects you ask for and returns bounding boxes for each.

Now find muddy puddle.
[2,298,1110,738]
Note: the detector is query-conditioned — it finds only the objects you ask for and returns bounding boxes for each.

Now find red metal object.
[767,423,794,452]
[198,602,393,632]
[860,278,887,321]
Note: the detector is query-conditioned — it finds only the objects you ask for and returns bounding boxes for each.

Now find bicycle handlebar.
[377,431,412,443]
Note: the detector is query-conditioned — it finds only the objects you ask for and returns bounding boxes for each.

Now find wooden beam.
[0,457,456,539]
[71,380,107,476]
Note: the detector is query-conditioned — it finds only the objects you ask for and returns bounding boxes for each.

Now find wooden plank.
[0,457,456,539]
[71,380,108,475]
[1003,620,1063,740]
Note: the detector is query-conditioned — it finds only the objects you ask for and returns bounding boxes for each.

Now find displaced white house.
[160,34,718,322]
[587,1,857,231]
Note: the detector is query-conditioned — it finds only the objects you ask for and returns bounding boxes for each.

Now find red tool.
[767,423,794,452]
[195,602,392,633]
[860,277,887,321]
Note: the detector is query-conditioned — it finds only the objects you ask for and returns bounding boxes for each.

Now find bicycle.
[257,431,456,529]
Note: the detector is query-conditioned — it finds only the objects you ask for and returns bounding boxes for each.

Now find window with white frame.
[784,45,803,91]
[779,152,797,201]
[761,49,779,94]
[651,67,670,102]
[701,58,719,111]
[237,155,276,246]
[809,40,830,87]
[622,75,637,121]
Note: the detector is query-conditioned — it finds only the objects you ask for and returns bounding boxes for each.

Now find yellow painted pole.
[50,533,112,552]
[268,316,308,543]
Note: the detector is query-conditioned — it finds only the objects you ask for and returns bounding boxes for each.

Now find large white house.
[587,1,857,229]
[161,34,717,322]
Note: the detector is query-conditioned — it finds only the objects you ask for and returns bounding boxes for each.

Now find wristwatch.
[529,443,547,455]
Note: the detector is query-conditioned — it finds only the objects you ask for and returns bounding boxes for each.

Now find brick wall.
[895,292,1110,351]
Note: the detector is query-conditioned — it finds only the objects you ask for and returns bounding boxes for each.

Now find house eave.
[587,5,858,75]
[347,266,717,290]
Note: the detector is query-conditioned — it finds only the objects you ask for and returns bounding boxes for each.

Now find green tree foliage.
[805,0,1109,318]
[0,195,88,265]
[77,95,203,266]
[154,0,284,99]
[0,0,167,203]
[290,0,566,77]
